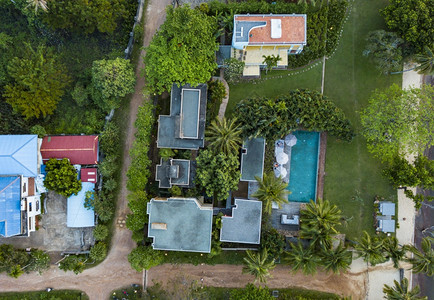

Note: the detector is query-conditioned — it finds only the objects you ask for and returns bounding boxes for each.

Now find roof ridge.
[10,136,37,177]
[0,176,20,195]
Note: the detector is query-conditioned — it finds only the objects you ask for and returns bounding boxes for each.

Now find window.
[36,201,40,212]
[29,202,32,212]
[23,183,26,193]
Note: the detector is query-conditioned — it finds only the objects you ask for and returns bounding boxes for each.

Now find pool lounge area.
[274,131,320,203]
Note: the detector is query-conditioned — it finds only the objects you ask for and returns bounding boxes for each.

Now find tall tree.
[363,30,403,74]
[414,45,434,75]
[206,117,242,156]
[319,242,352,274]
[360,84,434,162]
[285,242,319,275]
[252,172,289,215]
[144,5,218,94]
[383,278,427,300]
[354,231,386,266]
[128,246,164,271]
[382,236,407,269]
[3,44,70,119]
[406,237,434,276]
[242,249,275,283]
[262,54,282,74]
[44,158,82,197]
[91,58,136,112]
[381,0,433,54]
[195,149,240,202]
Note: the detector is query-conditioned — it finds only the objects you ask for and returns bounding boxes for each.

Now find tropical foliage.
[260,227,286,260]
[414,45,434,75]
[223,58,245,84]
[229,284,273,300]
[3,44,70,119]
[242,249,276,283]
[406,237,434,276]
[363,30,403,74]
[383,278,427,300]
[0,245,50,277]
[59,255,87,274]
[235,89,354,142]
[360,84,434,162]
[383,236,407,269]
[92,224,109,241]
[144,5,218,94]
[252,172,289,215]
[44,158,82,197]
[206,80,226,124]
[262,55,281,74]
[206,117,242,156]
[354,231,387,266]
[89,242,107,262]
[128,246,164,271]
[195,149,240,202]
[318,242,352,274]
[285,242,319,275]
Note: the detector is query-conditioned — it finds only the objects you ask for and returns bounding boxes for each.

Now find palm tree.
[26,0,48,12]
[252,172,289,215]
[285,242,319,275]
[242,249,275,283]
[414,45,434,75]
[205,117,243,156]
[319,242,353,274]
[354,231,386,266]
[383,278,427,300]
[382,236,407,269]
[406,237,434,276]
[262,55,281,74]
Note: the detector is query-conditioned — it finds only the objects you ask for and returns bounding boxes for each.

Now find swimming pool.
[287,131,320,203]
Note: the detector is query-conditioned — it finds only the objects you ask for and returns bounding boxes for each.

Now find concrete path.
[0,1,172,299]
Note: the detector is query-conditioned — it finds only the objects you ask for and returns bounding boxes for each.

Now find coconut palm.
[383,278,427,300]
[242,249,275,283]
[26,0,48,12]
[319,242,353,274]
[406,237,434,276]
[285,242,319,275]
[252,172,289,215]
[414,45,434,75]
[382,236,407,269]
[205,117,243,156]
[354,231,386,266]
[300,199,342,234]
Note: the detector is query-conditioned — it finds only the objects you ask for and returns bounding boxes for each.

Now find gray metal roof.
[220,199,262,244]
[241,138,265,182]
[157,84,207,150]
[379,219,395,233]
[155,159,191,188]
[147,197,213,253]
[379,202,395,216]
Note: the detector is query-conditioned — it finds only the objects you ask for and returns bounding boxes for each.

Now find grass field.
[0,290,88,300]
[225,0,400,240]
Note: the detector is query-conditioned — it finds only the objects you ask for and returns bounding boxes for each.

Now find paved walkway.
[0,1,172,299]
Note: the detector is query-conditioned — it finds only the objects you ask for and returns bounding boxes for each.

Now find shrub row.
[0,245,50,278]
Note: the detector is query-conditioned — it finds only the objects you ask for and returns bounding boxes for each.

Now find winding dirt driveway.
[0,1,171,299]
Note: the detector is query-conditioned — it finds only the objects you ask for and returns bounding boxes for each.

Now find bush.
[128,246,164,271]
[89,242,107,262]
[260,227,285,260]
[223,58,244,83]
[93,224,109,241]
[59,255,86,274]
[44,158,82,197]
[30,125,46,138]
[71,82,90,107]
[207,80,226,123]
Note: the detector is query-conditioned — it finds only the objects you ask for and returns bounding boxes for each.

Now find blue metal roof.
[67,182,95,228]
[0,176,22,237]
[0,135,38,177]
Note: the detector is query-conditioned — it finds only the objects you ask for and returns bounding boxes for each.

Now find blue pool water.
[287,131,320,203]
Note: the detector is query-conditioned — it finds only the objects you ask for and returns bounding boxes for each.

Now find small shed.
[378,219,396,233]
[81,168,97,183]
[379,202,395,216]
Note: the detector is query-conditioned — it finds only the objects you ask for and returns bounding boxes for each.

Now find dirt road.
[0,1,171,299]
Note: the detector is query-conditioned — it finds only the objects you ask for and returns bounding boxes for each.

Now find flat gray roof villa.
[155,158,191,189]
[220,199,262,244]
[157,84,207,150]
[240,137,265,182]
[147,197,213,253]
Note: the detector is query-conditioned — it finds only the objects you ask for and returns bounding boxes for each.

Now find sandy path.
[0,1,171,299]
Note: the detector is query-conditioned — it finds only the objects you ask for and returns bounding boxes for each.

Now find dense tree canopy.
[381,0,433,54]
[43,0,131,34]
[128,246,164,271]
[195,149,240,202]
[235,89,354,142]
[44,158,82,197]
[3,44,70,119]
[360,84,434,162]
[91,58,136,112]
[144,5,218,94]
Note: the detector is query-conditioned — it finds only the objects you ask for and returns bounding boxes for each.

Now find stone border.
[316,131,327,200]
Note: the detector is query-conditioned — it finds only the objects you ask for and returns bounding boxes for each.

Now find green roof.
[147,197,213,253]
[240,137,265,181]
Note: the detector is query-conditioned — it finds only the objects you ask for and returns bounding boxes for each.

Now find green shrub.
[44,158,82,197]
[89,242,107,262]
[93,224,109,241]
[59,255,86,275]
[30,125,46,138]
[128,246,164,271]
[223,58,244,84]
[71,82,90,107]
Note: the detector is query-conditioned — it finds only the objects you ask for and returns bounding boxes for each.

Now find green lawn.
[0,290,88,300]
[322,0,400,239]
[225,0,401,240]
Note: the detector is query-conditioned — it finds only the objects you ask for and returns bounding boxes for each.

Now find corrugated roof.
[81,168,97,183]
[0,176,22,237]
[67,182,95,228]
[41,135,99,165]
[0,135,38,177]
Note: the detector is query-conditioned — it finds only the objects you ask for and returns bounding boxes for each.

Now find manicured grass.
[322,0,400,239]
[0,290,88,300]
[225,61,323,116]
[162,250,246,265]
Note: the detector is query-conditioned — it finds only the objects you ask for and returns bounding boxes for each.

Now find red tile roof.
[41,136,99,165]
[81,168,98,183]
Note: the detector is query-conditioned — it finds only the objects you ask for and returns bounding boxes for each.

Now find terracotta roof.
[235,15,306,45]
[41,136,99,165]
[81,168,98,183]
